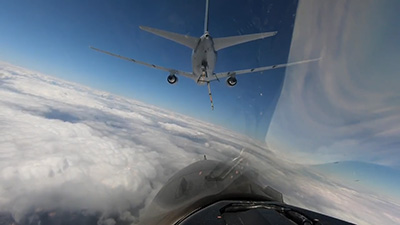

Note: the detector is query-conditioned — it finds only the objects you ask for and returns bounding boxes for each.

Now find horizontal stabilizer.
[140,26,199,49]
[213,31,277,51]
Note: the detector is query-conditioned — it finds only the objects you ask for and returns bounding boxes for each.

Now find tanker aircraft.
[90,0,318,109]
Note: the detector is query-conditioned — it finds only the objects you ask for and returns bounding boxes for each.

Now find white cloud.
[0,62,244,223]
[1,61,399,224]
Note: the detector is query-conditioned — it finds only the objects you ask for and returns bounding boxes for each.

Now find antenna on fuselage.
[204,0,210,33]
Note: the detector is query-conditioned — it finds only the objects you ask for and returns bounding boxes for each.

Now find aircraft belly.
[192,42,217,83]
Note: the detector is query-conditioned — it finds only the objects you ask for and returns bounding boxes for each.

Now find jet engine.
[226,76,237,87]
[167,74,178,84]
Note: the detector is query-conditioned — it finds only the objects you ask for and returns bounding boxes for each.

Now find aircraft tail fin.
[139,26,199,49]
[213,31,278,51]
[204,0,210,33]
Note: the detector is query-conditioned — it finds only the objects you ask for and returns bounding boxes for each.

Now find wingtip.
[262,31,278,38]
[139,25,146,31]
[312,57,322,62]
[89,46,99,51]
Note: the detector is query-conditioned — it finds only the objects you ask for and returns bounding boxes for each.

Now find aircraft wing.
[90,46,195,79]
[207,58,320,81]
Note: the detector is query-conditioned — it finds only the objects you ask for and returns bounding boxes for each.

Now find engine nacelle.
[226,76,237,87]
[167,74,178,84]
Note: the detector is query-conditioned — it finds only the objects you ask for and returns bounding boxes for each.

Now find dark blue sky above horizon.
[0,0,298,140]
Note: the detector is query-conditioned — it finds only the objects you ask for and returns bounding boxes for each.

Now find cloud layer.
[1,61,399,224]
[0,62,270,224]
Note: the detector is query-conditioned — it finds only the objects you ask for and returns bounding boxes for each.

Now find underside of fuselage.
[192,33,217,85]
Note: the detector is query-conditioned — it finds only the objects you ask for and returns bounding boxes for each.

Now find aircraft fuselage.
[192,32,217,84]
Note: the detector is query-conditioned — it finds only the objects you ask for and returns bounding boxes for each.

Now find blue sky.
[0,0,299,140]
